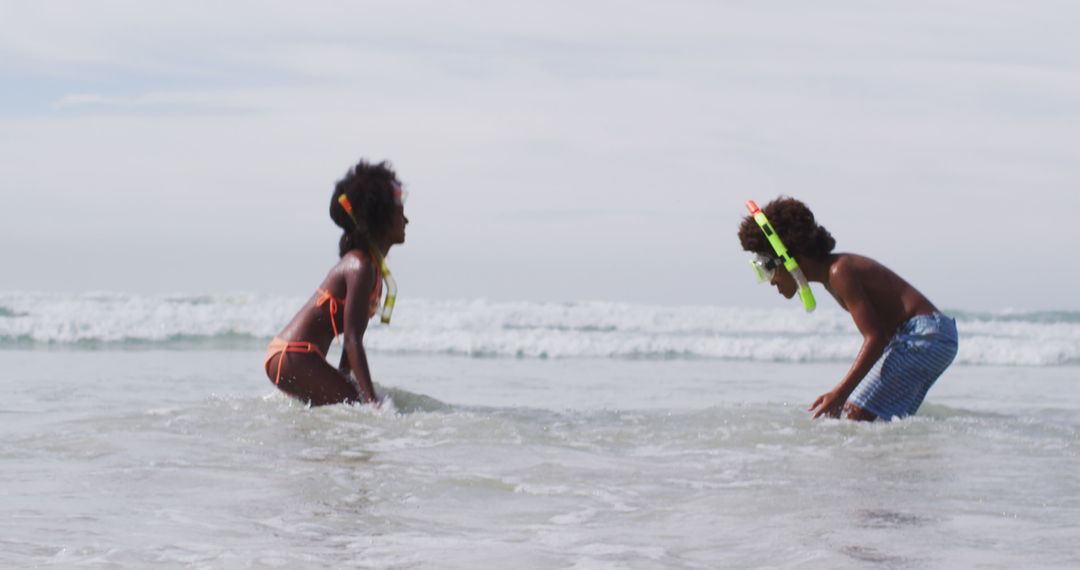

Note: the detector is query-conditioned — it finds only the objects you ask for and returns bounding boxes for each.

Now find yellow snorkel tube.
[745,200,816,312]
[337,193,398,324]
[367,244,397,324]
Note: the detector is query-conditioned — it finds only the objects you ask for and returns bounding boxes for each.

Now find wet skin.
[269,203,408,406]
[768,253,937,421]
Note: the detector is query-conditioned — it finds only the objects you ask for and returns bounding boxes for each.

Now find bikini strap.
[315,288,342,338]
[266,338,324,385]
[316,251,383,336]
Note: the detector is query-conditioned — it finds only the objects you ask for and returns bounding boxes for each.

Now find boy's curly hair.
[329,159,399,257]
[738,197,836,259]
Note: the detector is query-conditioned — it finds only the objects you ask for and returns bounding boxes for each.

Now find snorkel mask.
[749,253,784,283]
[745,200,817,312]
[393,182,408,207]
[337,191,400,324]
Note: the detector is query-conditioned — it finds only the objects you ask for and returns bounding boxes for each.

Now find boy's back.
[823,253,938,335]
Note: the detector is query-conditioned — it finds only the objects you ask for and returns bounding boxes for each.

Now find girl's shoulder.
[339,248,370,263]
[336,249,378,282]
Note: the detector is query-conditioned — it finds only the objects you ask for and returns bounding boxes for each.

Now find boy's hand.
[809,389,847,419]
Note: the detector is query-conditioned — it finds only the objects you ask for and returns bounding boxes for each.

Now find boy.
[738,197,958,421]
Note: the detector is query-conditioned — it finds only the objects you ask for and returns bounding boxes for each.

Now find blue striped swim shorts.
[850,312,959,420]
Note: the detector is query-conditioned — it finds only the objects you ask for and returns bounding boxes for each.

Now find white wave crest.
[1,292,1078,366]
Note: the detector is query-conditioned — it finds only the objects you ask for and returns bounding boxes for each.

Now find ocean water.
[1,293,1078,569]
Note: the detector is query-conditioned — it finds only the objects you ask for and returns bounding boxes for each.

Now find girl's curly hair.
[329,159,399,257]
[738,197,836,259]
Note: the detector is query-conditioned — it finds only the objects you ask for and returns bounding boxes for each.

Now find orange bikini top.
[315,261,383,338]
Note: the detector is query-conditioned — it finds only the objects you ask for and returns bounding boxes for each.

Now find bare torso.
[823,253,937,336]
[274,251,375,354]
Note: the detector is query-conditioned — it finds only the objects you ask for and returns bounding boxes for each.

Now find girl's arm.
[341,256,378,404]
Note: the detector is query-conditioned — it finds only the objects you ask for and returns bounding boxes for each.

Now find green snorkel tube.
[746,200,817,312]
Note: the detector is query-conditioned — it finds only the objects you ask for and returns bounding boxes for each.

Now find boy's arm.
[809,264,889,419]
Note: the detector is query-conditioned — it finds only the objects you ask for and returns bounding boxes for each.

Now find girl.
[264,159,407,406]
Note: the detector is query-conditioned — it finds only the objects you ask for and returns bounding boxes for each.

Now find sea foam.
[1,292,1077,366]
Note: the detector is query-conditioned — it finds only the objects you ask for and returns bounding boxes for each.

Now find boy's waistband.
[899,312,957,338]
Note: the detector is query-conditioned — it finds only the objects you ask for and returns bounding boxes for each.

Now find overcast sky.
[2,1,1078,311]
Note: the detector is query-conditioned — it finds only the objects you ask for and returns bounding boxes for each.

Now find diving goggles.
[750,253,785,283]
